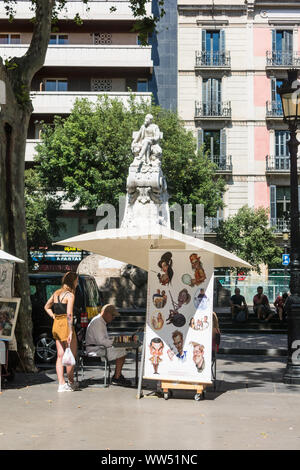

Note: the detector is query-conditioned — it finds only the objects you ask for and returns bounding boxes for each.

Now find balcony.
[266,51,300,69]
[270,218,290,233]
[266,101,283,120]
[25,139,40,162]
[195,51,231,70]
[210,155,232,173]
[266,155,295,174]
[0,1,152,21]
[195,101,231,121]
[0,45,153,69]
[30,91,153,114]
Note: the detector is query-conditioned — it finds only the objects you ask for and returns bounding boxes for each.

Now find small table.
[112,335,140,387]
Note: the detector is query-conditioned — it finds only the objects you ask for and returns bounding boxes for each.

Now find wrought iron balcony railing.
[195,51,231,68]
[266,155,293,172]
[270,218,290,233]
[266,51,300,67]
[266,100,283,118]
[210,155,232,172]
[195,101,232,119]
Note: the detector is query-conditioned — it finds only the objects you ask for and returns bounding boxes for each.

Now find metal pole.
[283,123,300,383]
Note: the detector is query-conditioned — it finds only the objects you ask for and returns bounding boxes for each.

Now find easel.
[136,329,210,401]
[161,380,208,401]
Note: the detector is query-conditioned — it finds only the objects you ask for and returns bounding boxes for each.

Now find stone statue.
[121,114,170,229]
[131,114,162,166]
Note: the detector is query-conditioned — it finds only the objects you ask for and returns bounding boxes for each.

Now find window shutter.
[272,30,276,52]
[270,185,277,221]
[202,30,206,52]
[298,185,300,212]
[220,129,226,159]
[197,129,204,152]
[283,30,293,53]
[220,29,225,54]
[271,77,276,102]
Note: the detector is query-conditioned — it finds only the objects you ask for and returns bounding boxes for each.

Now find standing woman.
[44,272,78,392]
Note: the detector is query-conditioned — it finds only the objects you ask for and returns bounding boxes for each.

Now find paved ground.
[1,352,300,450]
[220,333,287,351]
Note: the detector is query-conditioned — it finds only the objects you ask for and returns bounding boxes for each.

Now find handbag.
[62,347,76,366]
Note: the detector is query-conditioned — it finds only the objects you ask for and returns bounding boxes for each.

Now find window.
[271,78,283,114]
[201,30,225,65]
[272,30,293,65]
[203,130,220,157]
[198,128,227,168]
[49,34,69,45]
[202,78,222,115]
[44,79,68,92]
[0,34,20,44]
[275,131,289,157]
[137,79,148,92]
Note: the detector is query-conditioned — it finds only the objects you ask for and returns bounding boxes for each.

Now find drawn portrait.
[150,311,165,330]
[157,252,173,286]
[0,298,21,341]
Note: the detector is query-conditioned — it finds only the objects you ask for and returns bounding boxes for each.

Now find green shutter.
[270,185,277,220]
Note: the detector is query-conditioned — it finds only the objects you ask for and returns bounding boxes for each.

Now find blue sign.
[282,254,290,266]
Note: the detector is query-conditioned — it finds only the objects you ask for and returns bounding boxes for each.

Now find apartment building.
[0,0,161,269]
[177,0,300,239]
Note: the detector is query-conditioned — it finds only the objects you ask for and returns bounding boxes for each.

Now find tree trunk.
[0,0,55,371]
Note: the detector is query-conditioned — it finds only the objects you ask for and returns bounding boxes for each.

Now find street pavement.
[1,351,300,450]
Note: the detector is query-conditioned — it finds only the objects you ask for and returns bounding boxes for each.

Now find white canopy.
[0,249,24,263]
[54,226,252,271]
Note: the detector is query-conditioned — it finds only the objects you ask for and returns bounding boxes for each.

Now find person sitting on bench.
[85,304,131,386]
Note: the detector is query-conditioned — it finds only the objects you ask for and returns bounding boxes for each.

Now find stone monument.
[77,114,170,307]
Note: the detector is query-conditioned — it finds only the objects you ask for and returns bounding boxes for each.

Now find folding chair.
[75,340,111,388]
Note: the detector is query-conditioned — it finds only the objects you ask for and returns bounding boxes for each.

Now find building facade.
[177,0,300,238]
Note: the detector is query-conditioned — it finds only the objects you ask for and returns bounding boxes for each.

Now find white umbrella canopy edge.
[54,226,252,271]
[0,249,24,263]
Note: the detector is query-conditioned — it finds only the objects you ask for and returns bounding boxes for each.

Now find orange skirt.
[52,314,73,342]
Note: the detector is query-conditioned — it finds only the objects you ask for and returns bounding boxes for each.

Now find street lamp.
[277,69,300,384]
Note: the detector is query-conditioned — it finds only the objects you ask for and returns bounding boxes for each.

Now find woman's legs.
[66,331,77,384]
[56,340,66,385]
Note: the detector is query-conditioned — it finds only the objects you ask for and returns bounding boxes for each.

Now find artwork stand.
[137,248,213,401]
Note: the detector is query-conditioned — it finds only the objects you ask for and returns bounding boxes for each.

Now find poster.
[0,262,14,298]
[0,298,21,341]
[144,249,214,384]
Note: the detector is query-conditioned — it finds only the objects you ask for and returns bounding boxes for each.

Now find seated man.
[85,304,131,386]
[253,286,273,322]
[230,287,248,322]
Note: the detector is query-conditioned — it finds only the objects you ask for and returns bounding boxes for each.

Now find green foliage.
[215,206,282,273]
[25,169,63,253]
[35,96,225,219]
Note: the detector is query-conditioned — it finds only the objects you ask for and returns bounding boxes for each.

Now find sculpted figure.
[131,114,162,165]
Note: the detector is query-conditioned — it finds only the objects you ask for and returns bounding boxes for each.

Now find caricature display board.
[144,249,214,384]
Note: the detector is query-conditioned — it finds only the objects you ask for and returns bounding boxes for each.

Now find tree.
[25,169,63,267]
[0,0,163,371]
[35,96,226,222]
[215,206,282,274]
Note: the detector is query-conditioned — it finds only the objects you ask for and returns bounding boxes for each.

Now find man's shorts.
[88,346,127,361]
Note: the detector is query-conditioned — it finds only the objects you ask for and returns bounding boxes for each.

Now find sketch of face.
[150,340,164,357]
[173,334,183,356]
[193,345,204,367]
